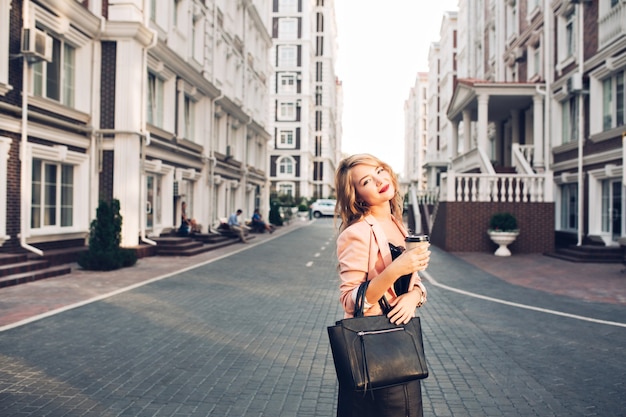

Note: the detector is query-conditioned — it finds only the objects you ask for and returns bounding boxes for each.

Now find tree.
[78,199,137,271]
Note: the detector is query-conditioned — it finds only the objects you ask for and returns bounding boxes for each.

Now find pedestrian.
[333,153,431,417]
[251,208,274,233]
[228,209,248,243]
[179,201,199,235]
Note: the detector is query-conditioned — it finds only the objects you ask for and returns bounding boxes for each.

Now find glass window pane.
[44,164,57,226]
[31,159,42,228]
[602,180,610,232]
[61,164,73,227]
[603,78,613,130]
[46,38,61,101]
[617,71,624,126]
[63,44,75,107]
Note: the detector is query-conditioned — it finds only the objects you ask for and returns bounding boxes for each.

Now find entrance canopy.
[447,78,544,123]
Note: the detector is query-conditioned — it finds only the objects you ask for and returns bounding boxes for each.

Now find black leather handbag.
[327,281,429,392]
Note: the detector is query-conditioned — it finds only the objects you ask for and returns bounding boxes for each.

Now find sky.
[334,0,459,173]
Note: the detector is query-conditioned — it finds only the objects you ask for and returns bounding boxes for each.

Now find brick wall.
[431,202,555,254]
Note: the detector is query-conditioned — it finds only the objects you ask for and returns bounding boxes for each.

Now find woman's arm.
[365,244,430,311]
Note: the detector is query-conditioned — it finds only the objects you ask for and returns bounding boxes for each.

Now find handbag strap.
[354,225,393,317]
[355,280,392,317]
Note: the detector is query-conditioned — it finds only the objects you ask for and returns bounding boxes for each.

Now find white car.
[310,199,336,218]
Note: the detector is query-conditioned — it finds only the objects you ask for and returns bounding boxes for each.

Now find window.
[565,13,575,58]
[33,34,75,107]
[278,18,297,39]
[278,73,296,94]
[316,62,323,81]
[560,183,578,231]
[562,96,578,144]
[278,157,294,176]
[31,159,74,229]
[183,95,195,141]
[316,12,324,32]
[506,1,518,40]
[147,72,164,128]
[0,0,9,94]
[556,8,578,64]
[602,71,625,130]
[279,129,295,147]
[279,0,297,13]
[316,36,324,56]
[315,86,322,105]
[278,45,297,67]
[278,182,294,196]
[528,46,541,78]
[278,101,296,121]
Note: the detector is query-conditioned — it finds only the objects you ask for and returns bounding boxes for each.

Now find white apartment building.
[0,0,273,254]
[268,0,341,203]
[403,72,429,190]
[407,0,626,258]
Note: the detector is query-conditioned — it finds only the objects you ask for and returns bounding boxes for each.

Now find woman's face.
[351,163,395,207]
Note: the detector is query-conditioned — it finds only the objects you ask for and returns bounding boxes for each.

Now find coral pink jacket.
[336,214,421,318]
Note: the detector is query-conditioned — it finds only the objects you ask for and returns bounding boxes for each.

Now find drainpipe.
[139,132,156,246]
[576,2,584,246]
[19,0,43,256]
[209,93,223,227]
[139,27,158,246]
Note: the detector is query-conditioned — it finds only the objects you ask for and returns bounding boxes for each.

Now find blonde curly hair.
[334,153,403,231]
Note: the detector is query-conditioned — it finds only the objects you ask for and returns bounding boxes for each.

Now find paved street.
[1,219,625,416]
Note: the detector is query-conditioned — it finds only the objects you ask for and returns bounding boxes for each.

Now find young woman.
[334,154,431,417]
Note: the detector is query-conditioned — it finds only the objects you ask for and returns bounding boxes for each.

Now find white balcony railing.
[450,147,496,175]
[599,2,626,49]
[440,171,553,203]
[511,143,535,174]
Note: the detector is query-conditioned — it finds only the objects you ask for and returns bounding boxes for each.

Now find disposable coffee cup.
[405,234,429,251]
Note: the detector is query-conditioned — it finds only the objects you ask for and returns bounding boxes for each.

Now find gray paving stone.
[0,220,625,416]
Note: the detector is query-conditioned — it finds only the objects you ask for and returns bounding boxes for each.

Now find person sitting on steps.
[179,201,199,235]
[251,208,274,234]
[228,209,249,243]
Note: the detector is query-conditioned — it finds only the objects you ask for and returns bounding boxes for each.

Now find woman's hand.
[393,245,431,276]
[387,289,421,324]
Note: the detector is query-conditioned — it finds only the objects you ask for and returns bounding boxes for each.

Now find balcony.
[599,2,626,49]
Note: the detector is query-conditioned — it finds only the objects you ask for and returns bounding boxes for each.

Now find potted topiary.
[487,212,519,256]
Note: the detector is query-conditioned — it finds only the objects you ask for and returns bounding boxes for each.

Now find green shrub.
[488,212,518,231]
[78,199,137,271]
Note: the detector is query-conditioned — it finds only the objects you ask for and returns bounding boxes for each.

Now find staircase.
[152,232,243,256]
[545,245,623,263]
[0,250,79,288]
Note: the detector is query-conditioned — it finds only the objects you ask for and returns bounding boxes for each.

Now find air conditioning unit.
[21,28,53,63]
[567,73,583,92]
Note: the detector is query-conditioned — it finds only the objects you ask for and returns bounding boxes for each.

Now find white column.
[533,93,545,171]
[477,94,489,155]
[451,120,459,158]
[463,110,472,152]
[114,39,145,247]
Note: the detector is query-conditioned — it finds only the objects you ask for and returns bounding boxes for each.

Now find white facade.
[403,72,429,189]
[0,0,274,252]
[412,0,626,251]
[268,0,341,203]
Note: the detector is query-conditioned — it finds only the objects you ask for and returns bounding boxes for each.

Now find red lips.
[379,184,389,193]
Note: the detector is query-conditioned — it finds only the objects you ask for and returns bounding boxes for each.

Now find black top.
[389,242,411,295]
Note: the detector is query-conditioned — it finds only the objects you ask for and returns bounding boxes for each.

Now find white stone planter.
[487,230,519,256]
